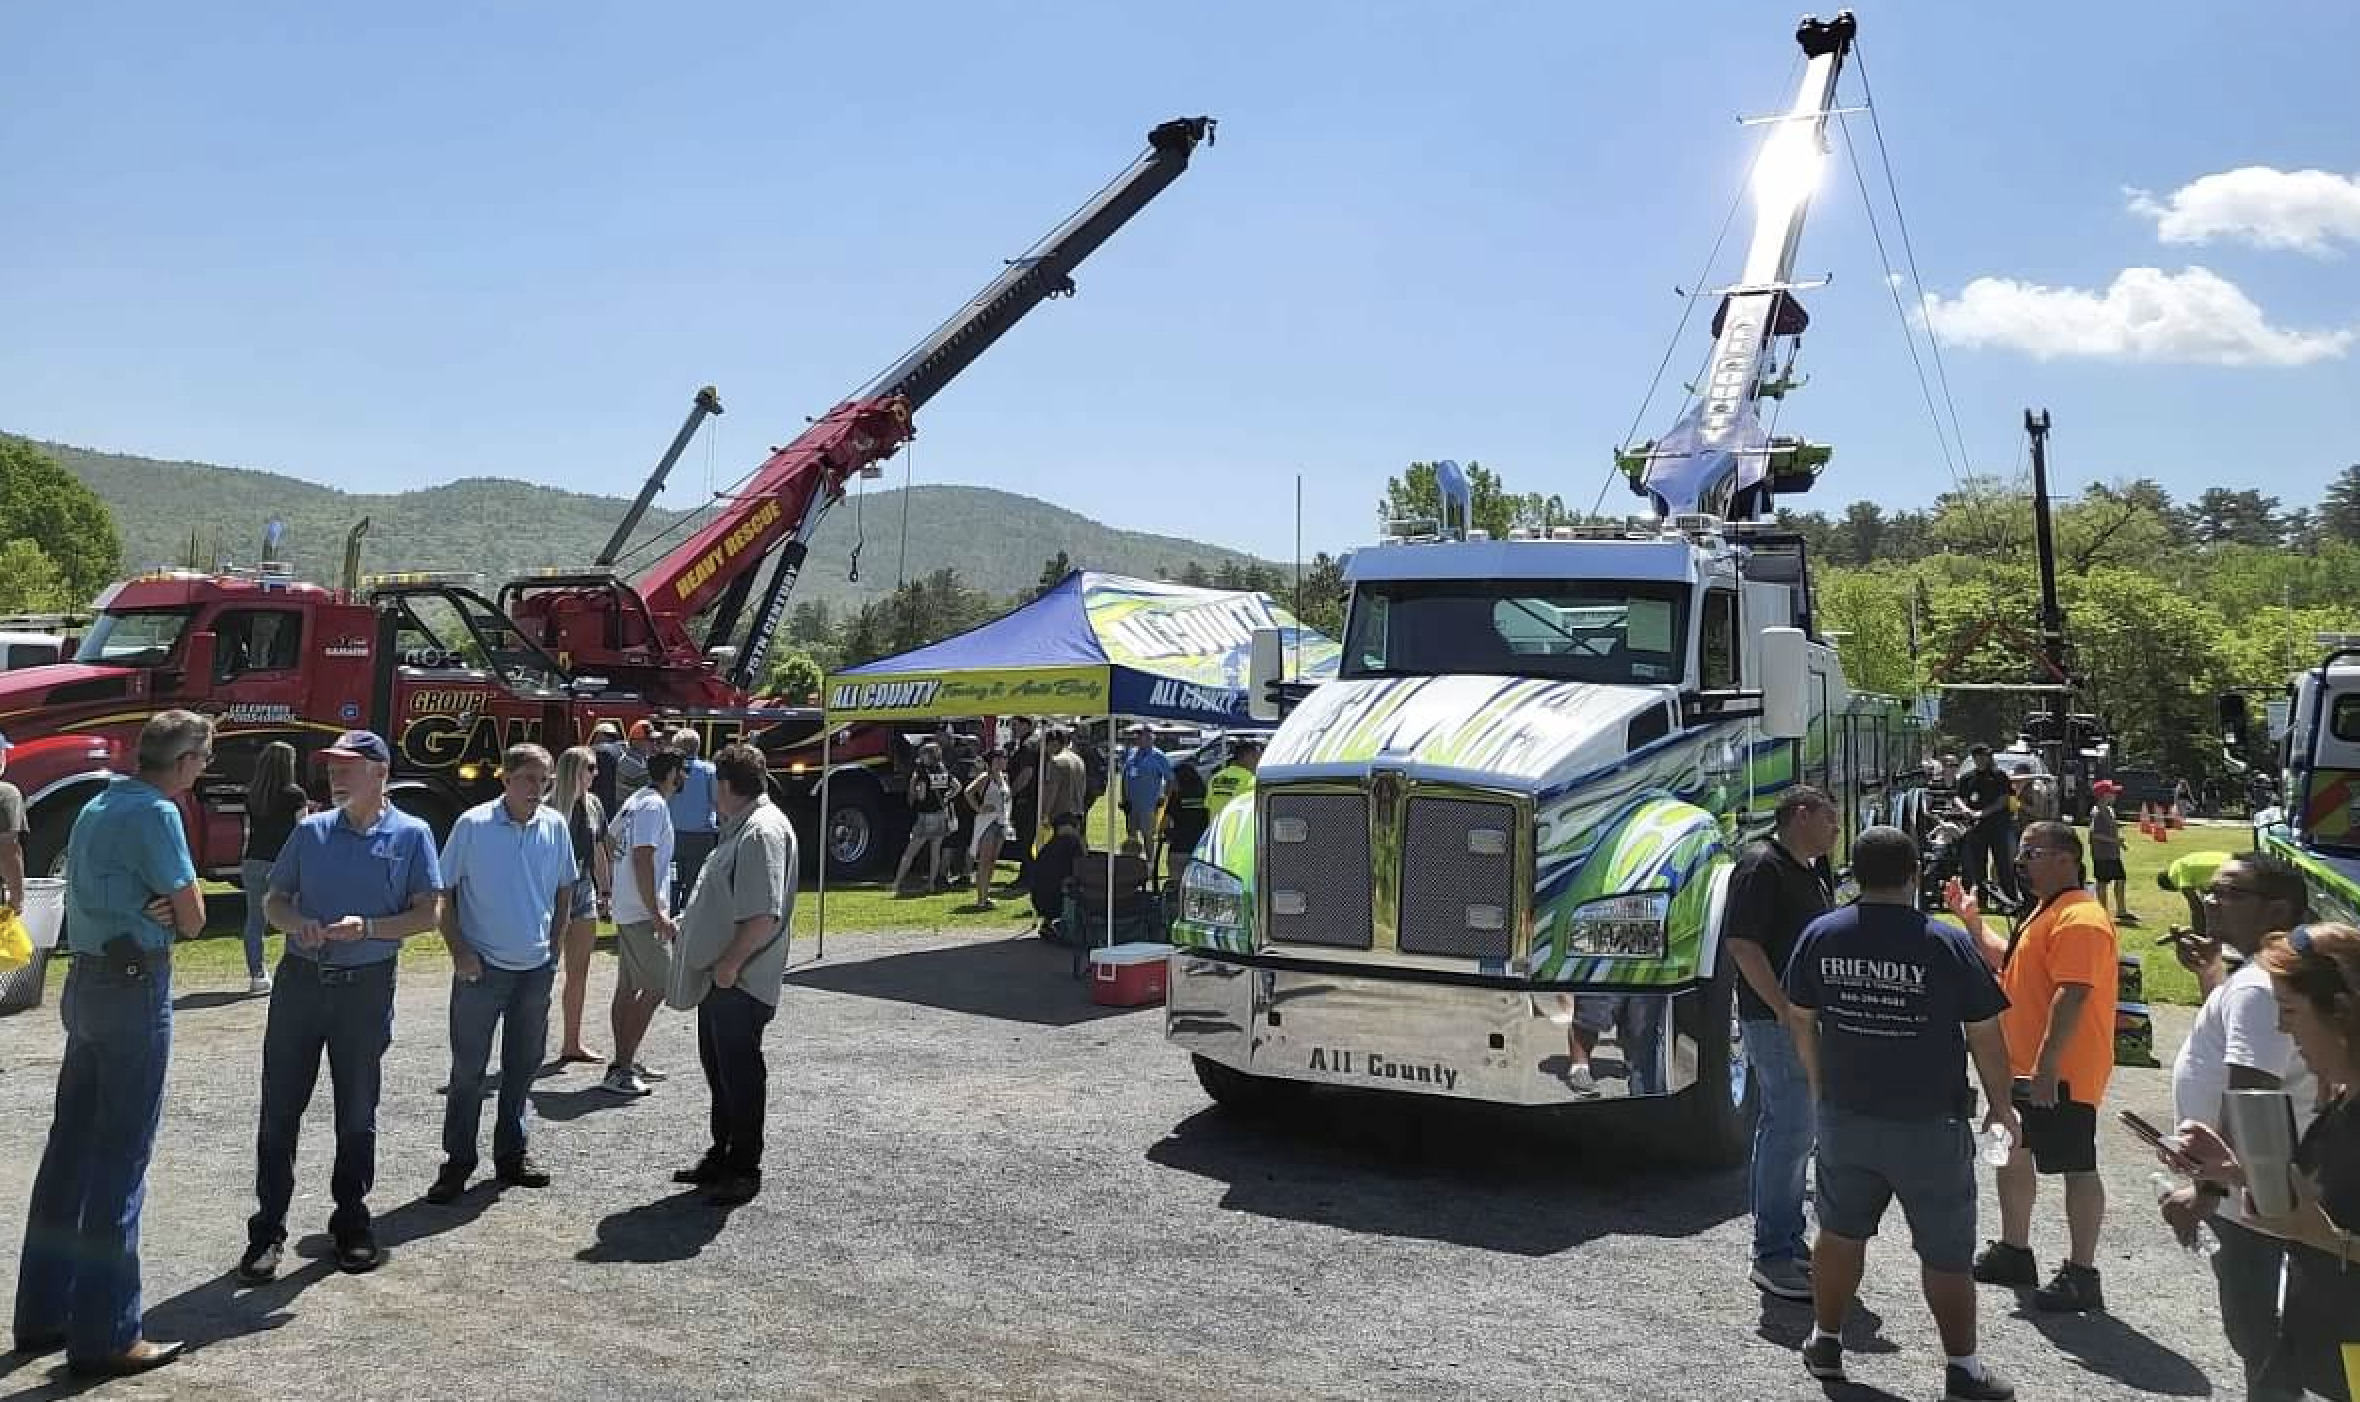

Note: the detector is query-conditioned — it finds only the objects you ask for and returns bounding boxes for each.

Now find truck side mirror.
[179,630,218,697]
[1758,627,1808,741]
[2218,692,2249,748]
[1247,627,1283,723]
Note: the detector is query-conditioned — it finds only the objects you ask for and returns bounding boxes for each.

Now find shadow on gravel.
[2014,1306,2212,1396]
[133,1191,498,1362]
[1146,1098,1747,1253]
[786,936,1140,1027]
[1757,1298,1898,1357]
[576,1189,735,1264]
[173,990,259,1012]
[530,1086,640,1123]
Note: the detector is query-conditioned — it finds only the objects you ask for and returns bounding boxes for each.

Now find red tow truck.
[0,116,1215,885]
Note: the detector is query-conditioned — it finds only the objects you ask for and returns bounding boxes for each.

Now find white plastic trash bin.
[0,877,67,1015]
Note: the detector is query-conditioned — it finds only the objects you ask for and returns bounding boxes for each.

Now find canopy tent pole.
[1105,717,1119,954]
[815,725,829,963]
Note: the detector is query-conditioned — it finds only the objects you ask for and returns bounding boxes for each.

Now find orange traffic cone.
[2151,806,2170,842]
[2167,805,2185,831]
[2137,804,2154,836]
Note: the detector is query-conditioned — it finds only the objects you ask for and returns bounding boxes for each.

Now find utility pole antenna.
[2025,408,2071,792]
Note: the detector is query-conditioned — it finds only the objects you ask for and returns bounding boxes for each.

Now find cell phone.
[2117,1109,2168,1148]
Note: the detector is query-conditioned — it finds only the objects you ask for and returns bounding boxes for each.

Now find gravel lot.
[0,930,2240,1401]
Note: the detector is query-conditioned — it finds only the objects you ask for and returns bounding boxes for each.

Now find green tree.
[1815,567,1917,697]
[2188,487,2285,548]
[1292,552,1349,639]
[1381,460,1516,538]
[1036,551,1073,597]
[2317,465,2360,544]
[762,646,825,702]
[0,438,120,600]
[0,539,75,614]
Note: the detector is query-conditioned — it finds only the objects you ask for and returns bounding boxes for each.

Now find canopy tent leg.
[814,726,829,964]
[1106,717,1119,954]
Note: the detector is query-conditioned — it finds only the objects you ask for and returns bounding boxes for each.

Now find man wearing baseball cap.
[238,731,443,1282]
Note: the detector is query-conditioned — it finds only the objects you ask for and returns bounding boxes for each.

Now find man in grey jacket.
[665,742,795,1207]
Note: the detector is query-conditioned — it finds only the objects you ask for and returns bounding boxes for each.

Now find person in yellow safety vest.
[2157,849,2236,940]
[1205,737,1263,820]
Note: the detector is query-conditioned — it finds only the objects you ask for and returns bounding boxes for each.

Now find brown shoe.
[68,1338,184,1377]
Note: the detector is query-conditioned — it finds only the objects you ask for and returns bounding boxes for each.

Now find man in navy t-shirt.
[1783,825,2020,1402]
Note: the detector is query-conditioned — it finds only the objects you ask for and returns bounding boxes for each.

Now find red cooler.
[1088,942,1171,1007]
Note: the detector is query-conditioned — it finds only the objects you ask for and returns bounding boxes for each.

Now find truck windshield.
[75,610,193,667]
[1342,581,1689,686]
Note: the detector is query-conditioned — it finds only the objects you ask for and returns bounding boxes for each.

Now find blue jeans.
[673,830,718,912]
[1741,1015,1816,1264]
[250,957,396,1245]
[14,958,173,1360]
[441,960,553,1172]
[240,859,274,977]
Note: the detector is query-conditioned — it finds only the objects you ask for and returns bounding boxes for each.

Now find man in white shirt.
[2158,851,2316,1402]
[600,751,682,1098]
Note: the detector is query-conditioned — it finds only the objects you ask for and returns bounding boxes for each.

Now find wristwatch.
[2195,1180,2229,1202]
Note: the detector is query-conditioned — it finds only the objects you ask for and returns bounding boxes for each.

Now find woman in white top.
[965,750,1013,910]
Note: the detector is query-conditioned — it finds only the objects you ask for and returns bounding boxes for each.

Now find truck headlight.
[1563,890,1669,959]
[1180,861,1248,931]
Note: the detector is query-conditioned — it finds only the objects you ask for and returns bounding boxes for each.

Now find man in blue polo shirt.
[15,710,211,1377]
[428,742,577,1203]
[238,731,442,1283]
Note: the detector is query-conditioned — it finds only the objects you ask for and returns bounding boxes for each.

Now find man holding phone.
[1948,819,2118,1313]
[2159,852,2316,1401]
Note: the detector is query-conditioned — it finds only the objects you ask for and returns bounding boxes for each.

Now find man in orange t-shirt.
[1944,818,2118,1314]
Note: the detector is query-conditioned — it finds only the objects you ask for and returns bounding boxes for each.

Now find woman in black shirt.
[240,742,311,994]
[2176,921,2360,1401]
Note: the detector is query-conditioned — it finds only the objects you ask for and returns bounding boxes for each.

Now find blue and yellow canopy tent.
[823,570,1338,725]
[814,570,1338,950]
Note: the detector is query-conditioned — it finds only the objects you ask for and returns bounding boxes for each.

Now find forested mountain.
[16,434,1273,613]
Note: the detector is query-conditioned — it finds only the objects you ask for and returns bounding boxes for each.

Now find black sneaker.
[1944,1363,2017,1401]
[672,1156,726,1186]
[236,1239,283,1285]
[495,1156,551,1189]
[2033,1261,2104,1313]
[425,1164,471,1205]
[334,1231,384,1274]
[706,1173,761,1207]
[1970,1240,2038,1287]
[1800,1334,1845,1382]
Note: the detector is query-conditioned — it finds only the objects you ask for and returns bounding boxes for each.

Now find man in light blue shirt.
[17,710,211,1377]
[1119,725,1175,852]
[428,743,577,1202]
[667,728,719,911]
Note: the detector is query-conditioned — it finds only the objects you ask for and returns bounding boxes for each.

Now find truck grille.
[1261,792,1372,949]
[1397,796,1517,960]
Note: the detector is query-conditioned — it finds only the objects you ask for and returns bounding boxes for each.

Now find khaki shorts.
[614,919,670,996]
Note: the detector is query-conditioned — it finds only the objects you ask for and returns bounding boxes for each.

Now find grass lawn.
[2103,818,2254,1008]
[19,813,2249,1006]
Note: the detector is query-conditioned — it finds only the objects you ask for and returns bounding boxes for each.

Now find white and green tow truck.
[1166,10,1933,1165]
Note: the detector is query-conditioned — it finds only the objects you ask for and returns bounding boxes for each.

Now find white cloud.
[2126,167,2360,256]
[1921,266,2353,367]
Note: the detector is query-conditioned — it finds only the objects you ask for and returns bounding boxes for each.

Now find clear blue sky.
[5,2,2357,564]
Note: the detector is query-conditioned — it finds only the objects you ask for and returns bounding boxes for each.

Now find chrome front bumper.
[1167,951,1701,1107]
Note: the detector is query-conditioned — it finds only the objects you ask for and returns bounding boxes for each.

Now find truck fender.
[24,772,115,876]
[1690,858,1737,982]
